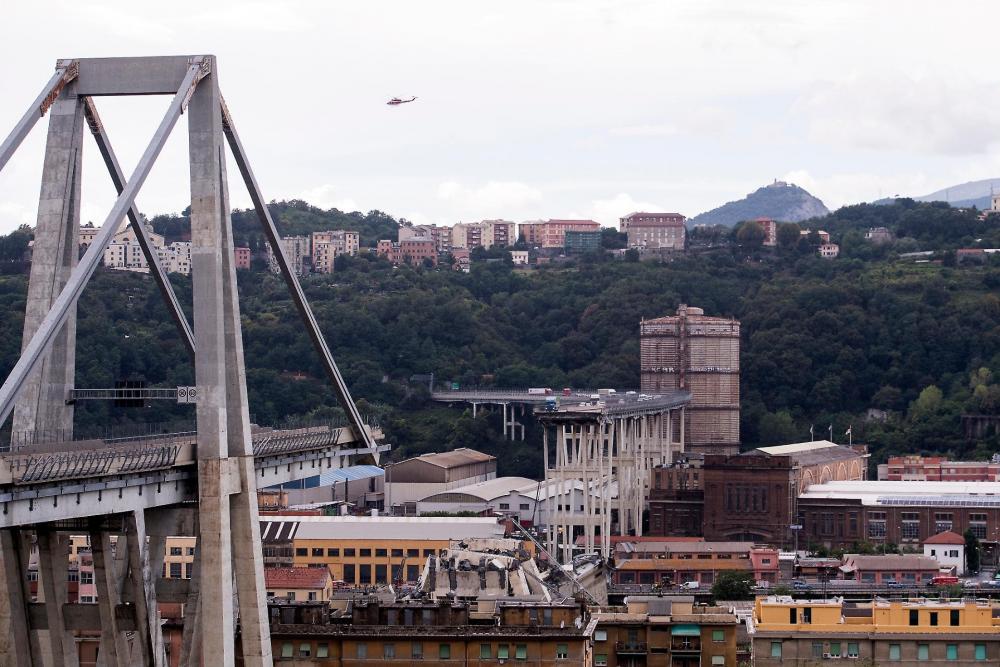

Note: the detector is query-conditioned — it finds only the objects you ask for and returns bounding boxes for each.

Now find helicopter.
[387,96,417,106]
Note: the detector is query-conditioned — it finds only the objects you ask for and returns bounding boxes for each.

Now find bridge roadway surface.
[431,388,691,417]
[0,422,386,527]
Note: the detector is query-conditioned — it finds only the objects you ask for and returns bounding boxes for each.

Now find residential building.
[622,212,687,250]
[923,531,966,575]
[640,305,741,454]
[754,596,1000,666]
[520,219,601,249]
[264,598,593,666]
[234,246,252,270]
[267,235,309,275]
[800,229,831,243]
[564,229,603,253]
[311,231,337,273]
[264,566,334,602]
[993,193,1000,213]
[758,217,778,246]
[510,250,529,265]
[158,241,192,275]
[78,225,100,251]
[451,220,516,250]
[265,515,505,585]
[818,242,839,259]
[593,595,738,667]
[399,224,453,253]
[839,553,941,585]
[451,247,471,272]
[103,224,167,274]
[878,455,1000,482]
[376,239,438,266]
[798,480,1000,560]
[385,448,497,509]
[865,226,893,244]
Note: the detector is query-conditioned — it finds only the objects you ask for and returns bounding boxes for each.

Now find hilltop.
[689,181,829,227]
[907,178,1000,210]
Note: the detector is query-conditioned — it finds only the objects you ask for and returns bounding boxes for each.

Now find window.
[299,643,311,658]
[357,643,368,658]
[343,564,355,583]
[317,643,329,658]
[712,630,725,642]
[970,513,987,539]
[169,563,182,578]
[383,644,395,658]
[594,629,607,641]
[359,564,371,584]
[375,549,387,557]
[360,549,372,557]
[848,643,859,658]
[976,644,987,660]
[831,642,841,657]
[499,503,510,510]
[81,571,93,585]
[411,642,423,659]
[595,655,608,667]
[935,513,953,534]
[344,548,356,557]
[307,592,317,601]
[771,642,782,658]
[287,592,296,601]
[498,645,509,659]
[185,563,192,579]
[480,644,492,659]
[423,549,435,557]
[311,548,323,557]
[789,608,797,624]
[375,564,387,583]
[930,612,938,626]
[170,546,183,556]
[516,644,527,660]
[520,503,530,510]
[556,643,568,659]
[909,609,919,626]
[407,549,419,557]
[79,595,94,603]
[439,644,450,659]
[889,643,901,661]
[950,609,960,625]
[918,644,929,660]
[901,512,920,540]
[281,642,293,658]
[391,548,404,558]
[295,548,307,557]
[327,548,339,557]
[813,643,824,658]
[946,644,958,661]
[711,657,725,666]
[186,547,195,555]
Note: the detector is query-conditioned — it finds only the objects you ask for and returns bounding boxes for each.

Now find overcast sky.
[2,0,1000,233]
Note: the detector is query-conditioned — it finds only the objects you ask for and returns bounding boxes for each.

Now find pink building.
[879,455,1000,482]
[757,217,778,246]
[377,239,438,266]
[234,246,252,270]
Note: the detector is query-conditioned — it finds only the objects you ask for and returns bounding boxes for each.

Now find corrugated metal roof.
[318,464,384,486]
[756,441,838,455]
[412,448,495,469]
[419,476,536,503]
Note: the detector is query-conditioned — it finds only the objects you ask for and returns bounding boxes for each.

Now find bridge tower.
[0,56,381,666]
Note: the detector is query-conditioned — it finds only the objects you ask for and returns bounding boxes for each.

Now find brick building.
[649,442,867,548]
[234,246,252,270]
[610,540,780,587]
[520,219,601,249]
[878,455,1000,482]
[648,455,705,537]
[376,239,438,266]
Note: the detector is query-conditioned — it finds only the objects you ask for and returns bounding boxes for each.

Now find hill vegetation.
[0,200,999,477]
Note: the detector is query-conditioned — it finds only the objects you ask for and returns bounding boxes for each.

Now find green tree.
[735,221,766,248]
[776,222,801,248]
[965,529,981,574]
[711,571,755,601]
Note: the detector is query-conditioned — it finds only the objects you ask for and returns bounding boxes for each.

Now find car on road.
[792,580,812,591]
[886,579,906,589]
[679,581,700,590]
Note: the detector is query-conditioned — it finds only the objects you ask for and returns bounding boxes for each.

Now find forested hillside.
[0,200,998,477]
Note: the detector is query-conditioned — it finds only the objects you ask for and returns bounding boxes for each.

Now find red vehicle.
[929,575,959,587]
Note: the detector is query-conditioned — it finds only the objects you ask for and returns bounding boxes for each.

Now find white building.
[923,531,966,576]
[158,241,192,275]
[102,224,166,273]
[818,242,840,259]
[510,250,529,265]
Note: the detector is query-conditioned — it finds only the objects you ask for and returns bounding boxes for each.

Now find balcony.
[615,641,648,654]
[670,640,701,653]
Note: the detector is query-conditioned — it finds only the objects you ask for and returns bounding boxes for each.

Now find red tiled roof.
[923,531,965,545]
[264,567,330,590]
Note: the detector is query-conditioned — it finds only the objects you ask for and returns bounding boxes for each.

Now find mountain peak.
[690,181,829,227]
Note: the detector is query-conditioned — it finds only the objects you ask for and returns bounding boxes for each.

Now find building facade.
[878,455,1000,482]
[267,235,310,275]
[621,212,687,251]
[520,219,601,249]
[640,305,741,454]
[565,229,603,253]
[754,597,1000,666]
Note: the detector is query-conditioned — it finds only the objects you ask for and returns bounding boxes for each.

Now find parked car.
[886,580,906,589]
[679,581,700,590]
[792,580,812,591]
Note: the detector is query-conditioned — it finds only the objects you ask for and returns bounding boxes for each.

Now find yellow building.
[264,515,505,586]
[754,596,1000,665]
[264,567,334,602]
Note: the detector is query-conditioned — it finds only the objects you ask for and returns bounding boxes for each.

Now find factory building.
[640,305,741,454]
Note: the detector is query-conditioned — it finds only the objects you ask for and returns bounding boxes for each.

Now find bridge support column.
[89,527,129,667]
[37,530,77,667]
[11,78,83,442]
[0,529,33,667]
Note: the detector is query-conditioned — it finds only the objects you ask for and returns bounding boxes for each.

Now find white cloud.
[436,181,543,219]
[295,184,361,213]
[797,75,1000,156]
[610,124,678,138]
